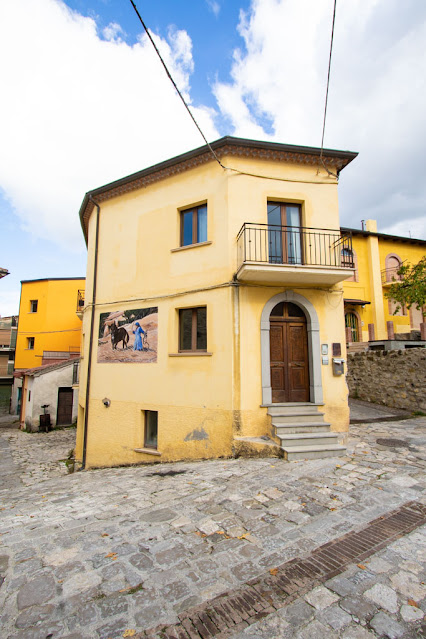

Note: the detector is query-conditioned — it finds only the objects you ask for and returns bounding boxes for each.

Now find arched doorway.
[260,291,323,405]
[270,302,309,402]
[345,311,359,342]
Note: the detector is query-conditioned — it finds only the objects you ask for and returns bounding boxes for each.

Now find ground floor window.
[345,312,359,342]
[179,307,207,352]
[144,410,158,449]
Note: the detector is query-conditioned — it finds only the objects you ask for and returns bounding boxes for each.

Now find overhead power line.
[128,0,339,186]
[319,0,338,179]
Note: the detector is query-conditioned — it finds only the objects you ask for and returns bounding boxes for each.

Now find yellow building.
[75,136,358,469]
[342,220,426,345]
[15,278,85,370]
[12,278,84,422]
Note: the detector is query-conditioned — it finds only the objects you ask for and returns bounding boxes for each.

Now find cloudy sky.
[1,0,425,316]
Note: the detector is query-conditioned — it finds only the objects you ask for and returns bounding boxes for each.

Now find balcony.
[236,224,355,285]
[76,289,85,317]
[381,267,403,286]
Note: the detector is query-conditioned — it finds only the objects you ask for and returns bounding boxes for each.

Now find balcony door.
[270,302,309,403]
[267,203,302,265]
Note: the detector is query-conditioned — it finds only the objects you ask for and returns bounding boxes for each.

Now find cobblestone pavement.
[0,426,76,487]
[0,417,425,639]
[231,522,426,639]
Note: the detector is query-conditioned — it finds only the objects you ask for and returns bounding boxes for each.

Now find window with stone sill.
[180,205,207,247]
[144,410,158,449]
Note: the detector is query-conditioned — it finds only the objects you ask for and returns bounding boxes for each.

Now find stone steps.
[278,432,340,448]
[267,403,346,461]
[272,412,326,424]
[274,421,331,435]
[284,444,346,461]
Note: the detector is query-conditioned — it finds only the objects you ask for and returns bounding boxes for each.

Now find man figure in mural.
[133,322,146,351]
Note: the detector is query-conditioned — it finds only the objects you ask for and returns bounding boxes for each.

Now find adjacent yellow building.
[75,136,358,469]
[342,220,426,344]
[12,278,85,423]
[14,278,85,371]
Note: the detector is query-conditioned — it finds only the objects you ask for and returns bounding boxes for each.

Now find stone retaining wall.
[347,347,426,411]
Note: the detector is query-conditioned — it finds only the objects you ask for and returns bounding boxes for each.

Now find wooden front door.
[270,302,309,403]
[57,387,73,425]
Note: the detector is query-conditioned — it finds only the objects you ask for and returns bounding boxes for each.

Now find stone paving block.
[339,595,378,624]
[340,626,377,639]
[66,600,99,631]
[364,556,393,573]
[232,612,290,638]
[295,618,339,639]
[278,597,315,627]
[16,573,56,610]
[400,603,424,621]
[304,585,339,610]
[129,552,155,572]
[363,583,399,613]
[325,575,357,597]
[369,611,406,638]
[15,603,55,629]
[8,621,65,639]
[62,569,103,597]
[96,617,129,639]
[317,603,352,630]
[143,508,178,523]
[390,569,426,601]
[197,519,220,536]
[160,579,193,602]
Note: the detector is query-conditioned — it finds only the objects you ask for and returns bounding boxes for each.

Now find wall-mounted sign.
[321,344,328,355]
[332,343,341,357]
[97,307,158,363]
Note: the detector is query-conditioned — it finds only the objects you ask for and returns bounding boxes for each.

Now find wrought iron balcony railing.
[381,266,403,285]
[237,223,354,269]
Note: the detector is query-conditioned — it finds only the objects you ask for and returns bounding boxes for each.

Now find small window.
[144,410,158,449]
[180,205,207,246]
[179,307,207,352]
[30,300,38,313]
[28,390,31,402]
[27,337,35,350]
[341,248,354,267]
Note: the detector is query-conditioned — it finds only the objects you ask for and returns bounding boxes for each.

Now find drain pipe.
[82,196,101,470]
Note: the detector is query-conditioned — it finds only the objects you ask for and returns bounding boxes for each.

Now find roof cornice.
[341,227,426,246]
[79,136,358,243]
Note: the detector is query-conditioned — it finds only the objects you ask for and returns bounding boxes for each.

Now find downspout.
[82,196,101,469]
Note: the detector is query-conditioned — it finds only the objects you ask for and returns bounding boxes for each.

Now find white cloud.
[206,1,221,18]
[213,0,426,238]
[0,0,218,250]
[102,22,126,43]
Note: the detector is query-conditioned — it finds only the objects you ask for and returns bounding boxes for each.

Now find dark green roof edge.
[341,227,426,245]
[21,277,85,284]
[79,136,358,242]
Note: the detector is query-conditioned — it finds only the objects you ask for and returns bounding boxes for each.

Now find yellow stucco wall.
[76,155,351,468]
[15,279,85,369]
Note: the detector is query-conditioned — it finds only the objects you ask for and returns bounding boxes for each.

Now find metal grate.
[137,501,426,638]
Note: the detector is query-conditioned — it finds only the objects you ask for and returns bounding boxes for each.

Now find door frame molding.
[261,291,323,405]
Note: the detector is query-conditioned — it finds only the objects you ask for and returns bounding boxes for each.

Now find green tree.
[385,257,426,318]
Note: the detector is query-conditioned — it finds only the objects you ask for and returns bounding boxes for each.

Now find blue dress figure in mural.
[133,322,146,351]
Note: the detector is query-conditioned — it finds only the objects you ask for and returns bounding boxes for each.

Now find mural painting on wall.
[97,307,158,363]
